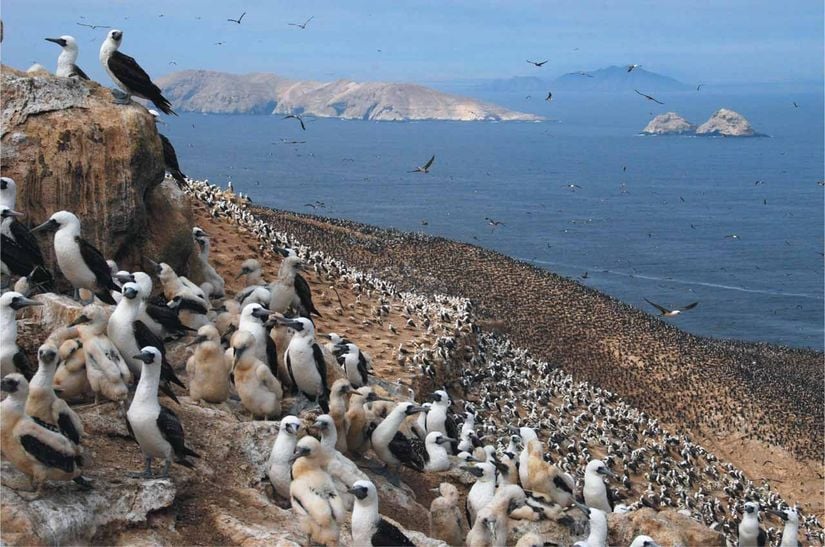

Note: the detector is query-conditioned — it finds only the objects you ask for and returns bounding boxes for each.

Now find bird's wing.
[294,273,321,317]
[175,297,208,315]
[256,365,283,398]
[108,51,162,99]
[304,16,314,25]
[553,473,574,494]
[12,351,35,380]
[76,236,119,291]
[311,343,328,394]
[389,431,425,471]
[158,404,199,462]
[19,432,77,473]
[286,351,297,390]
[56,407,82,445]
[356,351,369,385]
[146,303,191,334]
[680,302,699,311]
[373,518,414,546]
[71,65,90,80]
[757,527,767,547]
[134,320,185,389]
[238,12,246,22]
[159,133,187,186]
[265,335,278,377]
[644,298,669,314]
[423,155,435,170]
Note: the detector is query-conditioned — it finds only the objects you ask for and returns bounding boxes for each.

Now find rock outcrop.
[157,70,542,122]
[609,508,726,546]
[0,66,193,274]
[696,108,763,137]
[642,112,696,135]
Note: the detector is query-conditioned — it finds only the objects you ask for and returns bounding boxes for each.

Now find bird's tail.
[159,381,181,404]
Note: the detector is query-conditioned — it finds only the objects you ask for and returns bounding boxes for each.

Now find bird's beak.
[2,209,24,218]
[132,351,155,364]
[233,345,247,363]
[461,465,484,477]
[289,446,310,463]
[31,218,59,233]
[598,467,616,478]
[442,437,458,444]
[273,316,303,329]
[406,405,426,415]
[251,307,275,320]
[69,314,91,327]
[273,247,289,257]
[145,258,162,275]
[123,287,138,299]
[45,37,67,47]
[187,335,207,347]
[13,296,43,309]
[767,509,788,521]
[573,501,590,516]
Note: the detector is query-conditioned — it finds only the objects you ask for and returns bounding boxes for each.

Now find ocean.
[162,87,824,349]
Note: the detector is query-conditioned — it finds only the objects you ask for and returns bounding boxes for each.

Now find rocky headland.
[642,108,766,137]
[156,70,542,122]
[1,67,821,546]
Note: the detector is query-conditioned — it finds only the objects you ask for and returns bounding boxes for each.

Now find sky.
[2,0,823,86]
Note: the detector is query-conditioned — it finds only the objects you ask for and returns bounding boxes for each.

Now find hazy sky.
[3,0,823,85]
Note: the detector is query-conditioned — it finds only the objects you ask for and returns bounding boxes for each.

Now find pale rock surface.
[642,112,696,135]
[696,108,762,137]
[608,508,726,546]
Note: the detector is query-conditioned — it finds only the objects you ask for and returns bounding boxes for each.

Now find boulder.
[642,112,696,135]
[608,508,725,546]
[696,108,763,137]
[0,66,193,277]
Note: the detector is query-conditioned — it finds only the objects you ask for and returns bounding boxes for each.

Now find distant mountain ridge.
[476,66,691,93]
[156,70,541,121]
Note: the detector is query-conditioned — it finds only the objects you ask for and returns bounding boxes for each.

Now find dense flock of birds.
[3,167,821,545]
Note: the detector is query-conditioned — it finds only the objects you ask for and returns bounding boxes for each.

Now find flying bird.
[644,298,698,317]
[793,101,799,108]
[485,217,505,230]
[627,64,641,72]
[634,89,664,105]
[409,155,435,174]
[574,71,594,77]
[283,114,306,131]
[545,92,552,102]
[563,183,582,191]
[76,22,111,30]
[696,83,704,91]
[288,16,314,29]
[526,60,549,67]
[227,11,246,24]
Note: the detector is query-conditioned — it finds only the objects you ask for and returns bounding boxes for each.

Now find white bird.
[423,431,455,472]
[517,426,538,487]
[191,227,225,297]
[768,507,800,547]
[279,316,329,411]
[370,401,427,473]
[425,390,458,453]
[466,484,527,547]
[336,342,369,388]
[583,459,615,513]
[267,415,302,499]
[573,505,608,547]
[0,291,41,378]
[349,480,413,546]
[126,347,199,478]
[738,502,767,547]
[629,535,660,547]
[289,435,345,545]
[99,29,175,114]
[464,461,497,527]
[45,35,89,79]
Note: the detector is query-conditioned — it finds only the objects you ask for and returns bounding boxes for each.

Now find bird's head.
[347,480,376,502]
[310,414,333,434]
[108,29,123,44]
[121,282,140,300]
[37,343,59,367]
[0,291,42,311]
[279,415,302,436]
[0,373,27,397]
[230,331,255,362]
[289,436,319,463]
[32,210,77,233]
[0,206,23,220]
[743,502,759,515]
[0,177,14,191]
[133,346,161,365]
[45,35,78,51]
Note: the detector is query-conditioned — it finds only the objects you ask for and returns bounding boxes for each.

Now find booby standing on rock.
[738,502,767,547]
[349,479,414,546]
[583,459,616,513]
[1,374,89,494]
[424,431,456,472]
[45,35,89,79]
[1,207,54,292]
[148,110,188,188]
[768,507,801,547]
[279,316,329,411]
[426,390,459,453]
[464,461,498,527]
[230,331,282,419]
[270,255,320,318]
[267,415,302,499]
[99,29,176,114]
[25,343,85,446]
[191,227,225,297]
[429,482,466,546]
[0,291,41,378]
[33,211,120,304]
[370,401,427,475]
[573,504,608,547]
[126,346,199,478]
[336,342,369,388]
[466,484,527,547]
[186,324,231,404]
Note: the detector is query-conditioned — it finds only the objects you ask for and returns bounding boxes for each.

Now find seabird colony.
[0,32,821,547]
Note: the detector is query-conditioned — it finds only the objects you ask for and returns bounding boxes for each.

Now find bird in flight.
[627,64,641,72]
[214,41,226,46]
[634,89,664,105]
[793,101,799,108]
[76,22,111,30]
[644,298,698,317]
[724,234,740,240]
[580,271,589,279]
[562,183,582,191]
[526,60,549,67]
[696,83,704,91]
[485,217,505,230]
[289,16,314,29]
[409,155,435,173]
[283,114,306,131]
[545,92,553,102]
[574,71,593,78]
[227,12,246,24]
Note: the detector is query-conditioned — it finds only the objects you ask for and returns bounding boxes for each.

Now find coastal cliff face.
[696,108,761,137]
[157,70,542,121]
[642,112,696,135]
[0,66,193,272]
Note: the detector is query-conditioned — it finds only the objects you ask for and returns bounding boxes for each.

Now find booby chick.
[346,387,390,455]
[67,304,132,404]
[424,431,456,472]
[370,401,427,475]
[768,507,801,547]
[1,207,54,292]
[25,343,84,447]
[738,502,767,547]
[310,414,368,509]
[154,261,209,330]
[336,342,370,388]
[267,415,302,499]
[45,35,89,79]
[108,282,185,402]
[32,211,119,304]
[53,339,92,401]
[429,482,466,546]
[99,29,175,114]
[191,227,225,298]
[1,374,88,494]
[349,479,414,546]
[237,258,264,285]
[327,378,352,453]
[289,435,345,546]
[279,316,329,411]
[186,325,231,404]
[0,291,41,378]
[526,439,575,507]
[466,484,527,547]
[583,459,615,513]
[464,461,498,527]
[517,426,538,487]
[233,303,276,371]
[230,331,282,419]
[126,347,199,478]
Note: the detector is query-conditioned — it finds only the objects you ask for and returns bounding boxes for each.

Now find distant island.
[157,70,541,122]
[477,65,692,93]
[642,108,766,137]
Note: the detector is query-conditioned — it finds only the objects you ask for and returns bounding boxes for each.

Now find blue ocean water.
[162,88,824,349]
